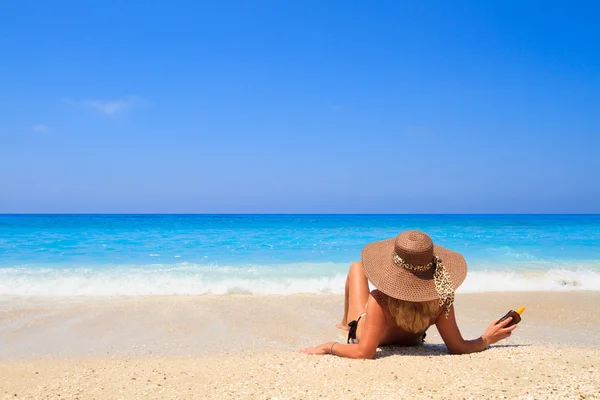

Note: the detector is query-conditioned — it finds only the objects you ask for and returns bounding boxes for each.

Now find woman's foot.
[336,322,349,331]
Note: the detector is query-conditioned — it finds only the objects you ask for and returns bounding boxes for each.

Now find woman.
[300,230,517,358]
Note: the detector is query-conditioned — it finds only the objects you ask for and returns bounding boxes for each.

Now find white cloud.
[88,99,132,116]
[32,124,49,132]
[66,96,148,117]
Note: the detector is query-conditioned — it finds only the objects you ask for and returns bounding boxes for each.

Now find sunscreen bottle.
[497,306,525,328]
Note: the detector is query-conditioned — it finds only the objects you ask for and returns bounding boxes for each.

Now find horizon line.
[1,213,598,216]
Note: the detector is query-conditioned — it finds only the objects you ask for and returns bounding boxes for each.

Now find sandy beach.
[1,292,599,399]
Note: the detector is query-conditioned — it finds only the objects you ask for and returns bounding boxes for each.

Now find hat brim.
[361,238,467,302]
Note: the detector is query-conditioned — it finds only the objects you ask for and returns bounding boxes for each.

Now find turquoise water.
[1,214,599,295]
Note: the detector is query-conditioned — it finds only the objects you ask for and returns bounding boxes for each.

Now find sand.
[1,292,599,399]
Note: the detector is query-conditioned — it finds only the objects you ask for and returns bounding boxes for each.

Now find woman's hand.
[299,342,333,355]
[482,317,518,346]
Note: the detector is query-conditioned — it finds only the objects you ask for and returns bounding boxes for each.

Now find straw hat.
[362,230,467,314]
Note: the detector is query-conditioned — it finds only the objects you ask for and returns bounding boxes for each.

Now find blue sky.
[1,1,599,213]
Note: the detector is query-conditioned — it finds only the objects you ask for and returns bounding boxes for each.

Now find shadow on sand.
[374,343,532,359]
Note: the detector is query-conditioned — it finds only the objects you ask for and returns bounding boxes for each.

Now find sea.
[0,214,599,296]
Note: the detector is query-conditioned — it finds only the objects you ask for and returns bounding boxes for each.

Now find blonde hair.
[386,295,440,334]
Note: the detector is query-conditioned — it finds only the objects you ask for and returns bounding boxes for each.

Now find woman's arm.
[298,341,375,359]
[436,305,518,354]
[299,295,385,359]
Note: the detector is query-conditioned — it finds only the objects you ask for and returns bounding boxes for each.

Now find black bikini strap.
[346,314,363,344]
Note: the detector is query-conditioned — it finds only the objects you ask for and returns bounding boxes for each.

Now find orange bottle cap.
[516,306,525,315]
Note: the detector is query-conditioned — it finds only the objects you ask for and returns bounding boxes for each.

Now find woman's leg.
[337,271,351,330]
[337,262,370,330]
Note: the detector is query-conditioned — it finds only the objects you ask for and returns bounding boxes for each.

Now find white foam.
[0,263,349,296]
[459,269,600,293]
[0,264,599,296]
[0,267,346,296]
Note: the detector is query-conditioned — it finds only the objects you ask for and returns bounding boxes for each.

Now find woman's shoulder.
[370,289,388,309]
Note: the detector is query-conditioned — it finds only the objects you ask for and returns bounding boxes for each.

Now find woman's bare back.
[356,290,438,346]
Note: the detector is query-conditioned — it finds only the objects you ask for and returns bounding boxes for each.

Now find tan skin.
[300,262,517,359]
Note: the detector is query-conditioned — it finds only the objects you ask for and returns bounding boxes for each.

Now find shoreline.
[2,292,599,398]
[3,266,600,296]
